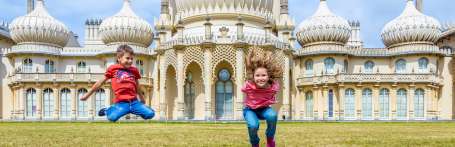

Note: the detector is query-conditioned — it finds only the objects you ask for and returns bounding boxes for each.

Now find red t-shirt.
[105,64,141,103]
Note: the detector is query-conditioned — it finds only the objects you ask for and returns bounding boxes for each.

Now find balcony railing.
[8,73,153,86]
[297,73,442,86]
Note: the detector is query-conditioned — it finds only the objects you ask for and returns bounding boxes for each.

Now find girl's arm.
[80,77,109,101]
[136,79,145,103]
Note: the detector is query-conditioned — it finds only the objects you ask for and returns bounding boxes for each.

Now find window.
[395,59,406,73]
[23,58,33,73]
[43,88,54,118]
[344,88,355,119]
[324,57,335,74]
[45,60,55,73]
[184,72,195,119]
[305,59,313,75]
[136,60,145,76]
[343,60,348,73]
[379,88,390,119]
[397,89,408,119]
[305,91,313,119]
[328,90,334,118]
[215,69,233,120]
[95,89,106,116]
[418,57,429,73]
[77,61,87,73]
[362,88,373,120]
[26,88,37,117]
[364,61,375,73]
[78,89,88,118]
[60,88,71,118]
[414,89,425,119]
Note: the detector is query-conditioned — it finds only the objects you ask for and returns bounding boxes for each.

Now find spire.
[27,0,34,14]
[416,0,423,12]
[161,0,169,14]
[280,0,289,14]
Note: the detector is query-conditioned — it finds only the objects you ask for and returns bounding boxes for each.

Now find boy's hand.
[80,94,90,101]
[140,98,146,104]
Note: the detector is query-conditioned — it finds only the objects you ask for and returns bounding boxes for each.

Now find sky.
[0,0,454,48]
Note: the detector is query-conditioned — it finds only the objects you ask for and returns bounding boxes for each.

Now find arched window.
[215,69,233,120]
[418,57,429,73]
[305,91,313,119]
[344,88,355,120]
[343,60,348,73]
[77,61,87,73]
[60,88,71,118]
[414,89,425,119]
[397,88,408,119]
[362,88,373,120]
[95,89,106,116]
[328,90,334,118]
[26,88,37,117]
[364,61,375,73]
[379,88,390,119]
[324,57,335,74]
[184,72,195,119]
[305,59,313,75]
[43,88,54,118]
[136,60,145,76]
[23,58,33,73]
[45,60,55,73]
[395,59,407,73]
[78,89,88,118]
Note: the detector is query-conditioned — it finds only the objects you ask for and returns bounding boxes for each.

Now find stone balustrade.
[8,73,153,86]
[297,73,442,86]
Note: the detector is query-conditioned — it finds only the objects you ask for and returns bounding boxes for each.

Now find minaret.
[27,0,34,13]
[416,0,423,12]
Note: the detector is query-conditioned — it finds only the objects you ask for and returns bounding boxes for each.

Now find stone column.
[355,85,362,120]
[203,45,214,120]
[19,86,25,120]
[89,91,96,120]
[104,87,111,108]
[425,85,433,119]
[176,49,185,120]
[373,85,380,120]
[282,54,291,120]
[11,87,16,120]
[322,86,328,120]
[390,85,397,120]
[36,86,43,120]
[297,88,303,120]
[71,86,77,120]
[408,85,415,120]
[314,86,321,120]
[338,85,345,120]
[234,44,246,120]
[152,57,160,115]
[53,86,59,120]
[159,55,167,120]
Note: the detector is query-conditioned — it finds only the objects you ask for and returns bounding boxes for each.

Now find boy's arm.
[81,77,109,101]
[136,79,145,103]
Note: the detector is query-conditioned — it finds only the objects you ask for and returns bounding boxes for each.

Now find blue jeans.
[243,106,278,145]
[106,100,155,122]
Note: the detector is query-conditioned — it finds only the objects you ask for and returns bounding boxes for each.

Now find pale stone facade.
[0,0,454,121]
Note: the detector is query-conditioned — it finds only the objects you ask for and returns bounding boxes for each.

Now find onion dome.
[9,0,70,48]
[99,0,154,47]
[296,0,351,47]
[381,0,441,48]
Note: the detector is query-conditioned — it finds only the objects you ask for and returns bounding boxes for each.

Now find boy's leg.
[243,107,260,146]
[106,102,130,122]
[130,100,155,120]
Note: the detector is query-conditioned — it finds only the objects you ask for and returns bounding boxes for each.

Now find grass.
[0,121,455,147]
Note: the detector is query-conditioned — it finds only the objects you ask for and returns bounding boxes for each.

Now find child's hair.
[116,45,135,63]
[245,47,283,83]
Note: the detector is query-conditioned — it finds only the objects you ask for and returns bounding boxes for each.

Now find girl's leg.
[259,107,277,147]
[243,107,260,146]
[106,102,130,122]
[130,100,155,120]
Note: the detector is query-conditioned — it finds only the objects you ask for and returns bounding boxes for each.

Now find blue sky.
[0,0,454,48]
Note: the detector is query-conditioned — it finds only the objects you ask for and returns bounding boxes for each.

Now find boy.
[80,45,155,122]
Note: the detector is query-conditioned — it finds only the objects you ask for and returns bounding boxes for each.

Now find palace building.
[0,0,454,121]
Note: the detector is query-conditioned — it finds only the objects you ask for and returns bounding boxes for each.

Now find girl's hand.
[80,94,90,101]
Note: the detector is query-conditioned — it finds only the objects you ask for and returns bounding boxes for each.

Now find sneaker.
[98,108,107,116]
[266,138,275,147]
[252,144,259,147]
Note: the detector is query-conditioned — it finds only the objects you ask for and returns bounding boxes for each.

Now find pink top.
[241,81,280,109]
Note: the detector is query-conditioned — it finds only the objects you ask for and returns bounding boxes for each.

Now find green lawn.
[0,121,455,147]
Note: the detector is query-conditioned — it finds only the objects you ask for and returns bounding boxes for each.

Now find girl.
[242,48,283,147]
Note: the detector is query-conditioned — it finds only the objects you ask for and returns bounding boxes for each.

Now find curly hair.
[245,47,283,83]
